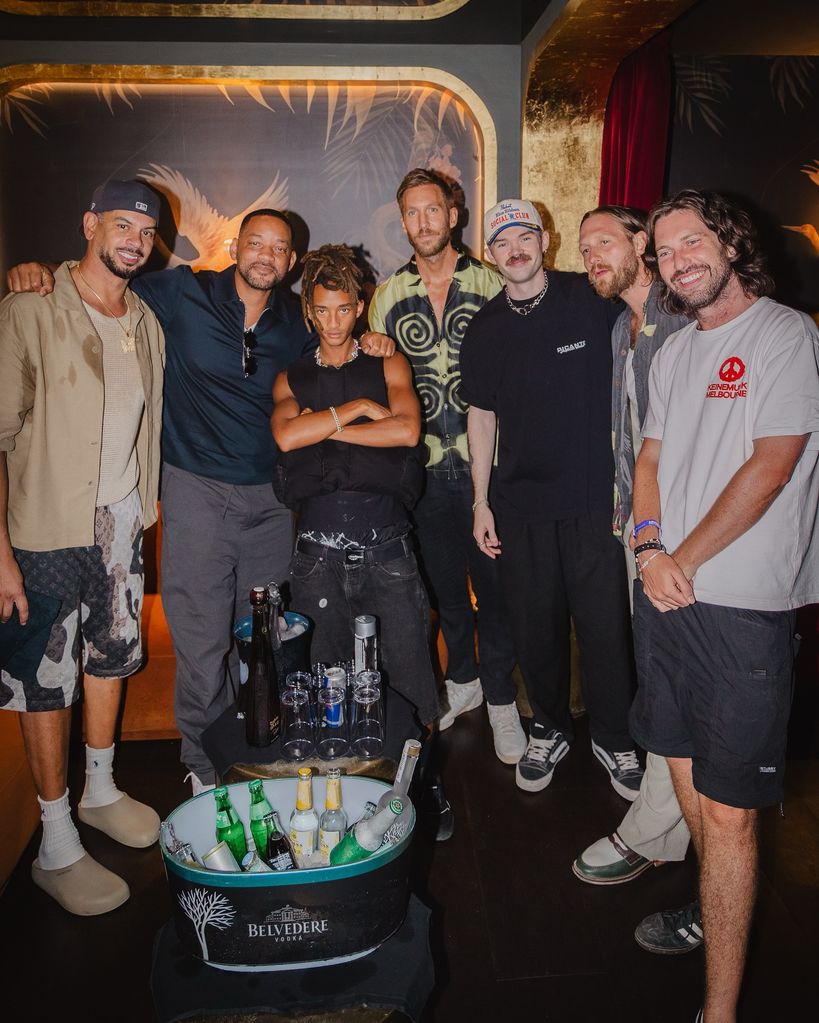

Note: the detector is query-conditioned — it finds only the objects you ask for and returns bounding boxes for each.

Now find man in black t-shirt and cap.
[460,199,643,796]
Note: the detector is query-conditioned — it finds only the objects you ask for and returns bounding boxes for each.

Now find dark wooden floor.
[3,664,818,1022]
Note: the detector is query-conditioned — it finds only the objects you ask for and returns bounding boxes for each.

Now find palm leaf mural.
[769,56,817,112]
[675,56,732,136]
[0,84,53,137]
[323,85,467,204]
[93,82,142,114]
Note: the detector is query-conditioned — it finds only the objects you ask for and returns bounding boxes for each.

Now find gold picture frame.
[0,0,470,20]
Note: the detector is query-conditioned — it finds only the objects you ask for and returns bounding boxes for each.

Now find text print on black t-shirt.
[556,340,587,355]
[706,355,748,400]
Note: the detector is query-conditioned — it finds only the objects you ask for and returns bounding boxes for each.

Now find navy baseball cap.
[86,179,160,222]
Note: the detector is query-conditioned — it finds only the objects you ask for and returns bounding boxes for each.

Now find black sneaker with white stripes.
[634,899,704,955]
[515,725,569,792]
[591,739,644,800]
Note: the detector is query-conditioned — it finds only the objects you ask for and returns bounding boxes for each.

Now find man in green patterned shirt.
[369,168,525,766]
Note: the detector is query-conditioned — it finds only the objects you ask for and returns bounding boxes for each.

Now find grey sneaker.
[634,899,704,955]
[591,740,644,801]
[487,702,527,764]
[439,678,483,730]
[515,725,569,792]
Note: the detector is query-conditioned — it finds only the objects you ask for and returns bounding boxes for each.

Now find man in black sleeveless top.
[271,245,439,731]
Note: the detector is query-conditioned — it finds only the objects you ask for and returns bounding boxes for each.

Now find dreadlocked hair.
[300,244,363,327]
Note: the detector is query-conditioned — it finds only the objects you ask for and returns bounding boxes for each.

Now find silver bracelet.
[637,550,664,575]
[472,497,489,512]
[329,406,343,433]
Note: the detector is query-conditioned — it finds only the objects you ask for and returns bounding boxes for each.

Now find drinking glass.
[280,686,315,760]
[350,681,384,758]
[316,687,349,759]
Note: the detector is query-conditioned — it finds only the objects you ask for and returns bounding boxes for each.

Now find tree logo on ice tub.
[178,888,237,960]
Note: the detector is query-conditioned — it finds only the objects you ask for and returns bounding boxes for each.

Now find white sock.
[38,790,84,870]
[80,744,125,809]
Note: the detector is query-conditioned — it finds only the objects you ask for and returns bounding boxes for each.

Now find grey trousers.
[620,538,690,861]
[161,464,294,783]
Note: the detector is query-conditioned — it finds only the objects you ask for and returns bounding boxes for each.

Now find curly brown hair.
[645,189,774,315]
[300,244,363,327]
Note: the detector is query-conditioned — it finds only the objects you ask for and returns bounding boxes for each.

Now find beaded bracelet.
[472,497,490,512]
[329,406,343,433]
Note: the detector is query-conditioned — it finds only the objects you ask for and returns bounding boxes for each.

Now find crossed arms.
[271,352,420,452]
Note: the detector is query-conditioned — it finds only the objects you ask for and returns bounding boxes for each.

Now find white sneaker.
[438,678,483,730]
[184,772,215,797]
[486,703,527,764]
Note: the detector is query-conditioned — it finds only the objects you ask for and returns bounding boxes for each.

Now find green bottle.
[329,798,403,866]
[248,778,276,858]
[214,785,247,865]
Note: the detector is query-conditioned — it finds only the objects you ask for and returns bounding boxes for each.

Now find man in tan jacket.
[0,180,165,916]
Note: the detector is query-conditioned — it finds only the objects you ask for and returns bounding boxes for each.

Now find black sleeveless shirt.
[274,352,424,534]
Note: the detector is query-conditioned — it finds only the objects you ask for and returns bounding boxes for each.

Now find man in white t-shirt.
[629,189,819,1023]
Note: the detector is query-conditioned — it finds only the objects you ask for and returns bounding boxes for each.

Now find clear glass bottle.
[319,768,348,861]
[289,766,319,865]
[266,810,297,871]
[329,798,403,866]
[377,738,421,844]
[246,587,281,747]
[353,614,378,675]
[213,785,248,865]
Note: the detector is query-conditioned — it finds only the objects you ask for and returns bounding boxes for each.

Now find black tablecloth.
[202,687,422,780]
[150,893,433,1023]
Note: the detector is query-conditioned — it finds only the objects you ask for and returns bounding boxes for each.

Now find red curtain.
[598,30,674,209]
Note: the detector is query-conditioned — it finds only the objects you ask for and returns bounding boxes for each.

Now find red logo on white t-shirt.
[719,357,745,382]
[707,355,748,400]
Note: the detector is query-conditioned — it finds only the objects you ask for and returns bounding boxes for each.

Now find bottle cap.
[388,798,404,815]
[250,586,267,606]
[298,767,312,779]
[354,614,376,638]
[405,739,422,758]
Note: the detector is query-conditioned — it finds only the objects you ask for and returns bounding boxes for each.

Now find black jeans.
[411,473,517,705]
[289,537,440,726]
[499,511,636,750]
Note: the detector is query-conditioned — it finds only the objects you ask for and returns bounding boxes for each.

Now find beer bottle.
[213,785,248,865]
[289,766,319,864]
[266,810,297,871]
[329,798,403,866]
[319,768,348,861]
[246,586,281,747]
[247,778,276,856]
[353,614,378,675]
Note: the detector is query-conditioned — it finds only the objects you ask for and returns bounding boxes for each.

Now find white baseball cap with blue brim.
[484,199,543,245]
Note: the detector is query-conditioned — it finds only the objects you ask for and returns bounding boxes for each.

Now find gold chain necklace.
[75,266,135,354]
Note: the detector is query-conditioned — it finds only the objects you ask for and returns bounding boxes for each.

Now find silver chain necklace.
[505,270,549,316]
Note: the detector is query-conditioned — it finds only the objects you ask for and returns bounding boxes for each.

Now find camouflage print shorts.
[0,489,144,712]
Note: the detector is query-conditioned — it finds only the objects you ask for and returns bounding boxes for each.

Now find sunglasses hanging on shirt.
[242,328,258,378]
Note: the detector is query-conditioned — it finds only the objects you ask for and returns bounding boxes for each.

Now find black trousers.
[499,510,636,750]
[412,473,517,705]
